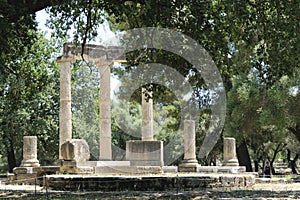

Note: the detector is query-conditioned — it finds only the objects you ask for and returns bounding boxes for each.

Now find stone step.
[77,161,130,167]
[94,166,162,174]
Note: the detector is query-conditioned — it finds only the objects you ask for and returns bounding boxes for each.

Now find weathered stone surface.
[126,140,163,166]
[59,43,123,60]
[98,61,112,161]
[77,161,131,167]
[59,160,94,174]
[13,167,34,174]
[45,173,256,191]
[21,136,40,167]
[94,166,162,174]
[162,166,178,173]
[195,166,246,173]
[142,88,153,141]
[58,43,122,161]
[61,139,90,162]
[179,162,200,172]
[10,166,59,184]
[223,137,239,166]
[179,120,200,172]
[59,60,72,159]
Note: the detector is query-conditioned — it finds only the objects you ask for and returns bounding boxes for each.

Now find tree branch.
[6,0,71,20]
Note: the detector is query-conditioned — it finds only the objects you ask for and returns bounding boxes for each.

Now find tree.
[0,32,60,172]
[71,61,101,160]
[46,0,299,165]
[1,0,299,169]
[225,70,300,172]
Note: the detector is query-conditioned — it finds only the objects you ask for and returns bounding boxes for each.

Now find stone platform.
[60,160,163,174]
[44,173,256,191]
[9,166,59,184]
[196,166,246,173]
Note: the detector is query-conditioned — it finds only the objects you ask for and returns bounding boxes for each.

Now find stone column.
[141,88,153,141]
[59,60,72,159]
[179,120,199,172]
[183,120,197,162]
[223,137,239,166]
[21,136,40,167]
[98,62,112,160]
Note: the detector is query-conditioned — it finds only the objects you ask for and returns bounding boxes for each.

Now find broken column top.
[57,43,125,62]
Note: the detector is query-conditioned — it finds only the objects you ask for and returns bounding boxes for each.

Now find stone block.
[162,166,178,173]
[78,161,130,167]
[59,160,94,174]
[195,166,246,173]
[130,160,163,166]
[217,166,246,173]
[126,140,163,166]
[13,167,34,174]
[61,139,90,162]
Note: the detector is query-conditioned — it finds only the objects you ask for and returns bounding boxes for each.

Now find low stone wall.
[9,166,59,184]
[45,173,255,191]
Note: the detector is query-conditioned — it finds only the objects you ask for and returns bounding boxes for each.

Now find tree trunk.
[237,140,253,172]
[7,140,16,173]
[270,161,276,175]
[254,160,259,172]
[287,149,299,174]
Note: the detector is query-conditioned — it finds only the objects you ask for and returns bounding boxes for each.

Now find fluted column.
[98,61,112,160]
[178,120,199,172]
[183,120,197,162]
[59,60,72,159]
[223,137,239,166]
[141,88,154,141]
[21,136,40,167]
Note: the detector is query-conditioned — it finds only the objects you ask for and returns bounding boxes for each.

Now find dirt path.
[1,183,300,199]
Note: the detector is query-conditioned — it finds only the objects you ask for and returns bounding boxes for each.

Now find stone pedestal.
[59,139,93,174]
[126,140,163,166]
[59,60,72,159]
[61,139,90,162]
[21,136,40,167]
[223,137,239,166]
[179,120,200,172]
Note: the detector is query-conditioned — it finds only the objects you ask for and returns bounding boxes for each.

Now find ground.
[1,182,300,199]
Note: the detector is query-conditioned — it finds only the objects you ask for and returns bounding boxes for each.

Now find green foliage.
[46,0,106,45]
[71,61,100,160]
[226,68,300,171]
[1,0,299,170]
[0,32,60,172]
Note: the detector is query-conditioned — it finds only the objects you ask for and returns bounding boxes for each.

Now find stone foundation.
[45,173,256,191]
[59,161,94,174]
[10,166,59,184]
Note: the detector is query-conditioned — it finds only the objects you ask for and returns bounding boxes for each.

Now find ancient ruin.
[9,43,255,189]
[179,120,200,172]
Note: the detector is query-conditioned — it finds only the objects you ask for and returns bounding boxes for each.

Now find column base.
[223,158,239,166]
[21,159,40,167]
[179,159,200,172]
